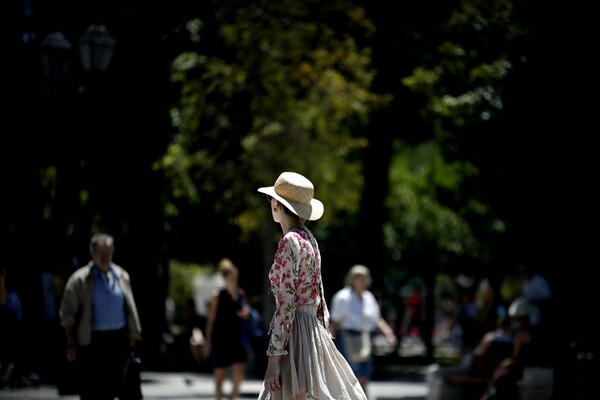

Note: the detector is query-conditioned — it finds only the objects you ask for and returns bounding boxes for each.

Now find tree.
[155,0,390,307]
[363,0,530,360]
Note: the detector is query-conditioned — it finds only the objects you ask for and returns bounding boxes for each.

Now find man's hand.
[66,345,77,362]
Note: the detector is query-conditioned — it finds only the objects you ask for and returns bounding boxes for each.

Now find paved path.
[0,371,429,400]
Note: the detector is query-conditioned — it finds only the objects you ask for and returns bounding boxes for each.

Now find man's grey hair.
[89,233,115,252]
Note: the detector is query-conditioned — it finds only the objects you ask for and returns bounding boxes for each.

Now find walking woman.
[257,171,367,400]
[204,258,250,400]
[330,265,398,396]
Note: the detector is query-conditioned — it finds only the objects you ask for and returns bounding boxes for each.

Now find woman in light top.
[330,264,397,396]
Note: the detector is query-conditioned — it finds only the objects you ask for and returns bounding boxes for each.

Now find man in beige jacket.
[60,233,142,400]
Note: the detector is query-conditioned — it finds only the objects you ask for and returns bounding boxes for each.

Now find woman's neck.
[226,284,238,297]
[280,218,302,234]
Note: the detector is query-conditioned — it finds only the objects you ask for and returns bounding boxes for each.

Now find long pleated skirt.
[258,305,367,400]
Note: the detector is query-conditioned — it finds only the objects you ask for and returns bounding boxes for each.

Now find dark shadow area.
[378,398,424,400]
[373,354,428,383]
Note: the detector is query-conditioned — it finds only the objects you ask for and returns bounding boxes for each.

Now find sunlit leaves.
[402,0,524,129]
[384,141,480,262]
[156,0,388,240]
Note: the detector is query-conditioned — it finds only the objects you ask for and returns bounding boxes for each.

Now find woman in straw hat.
[257,172,367,400]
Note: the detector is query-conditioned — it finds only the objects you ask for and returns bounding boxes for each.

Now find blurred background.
[1,0,596,398]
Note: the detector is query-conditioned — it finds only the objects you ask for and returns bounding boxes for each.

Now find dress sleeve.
[266,234,299,356]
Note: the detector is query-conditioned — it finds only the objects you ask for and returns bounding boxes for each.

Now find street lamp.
[37,23,118,267]
[39,24,116,83]
[39,31,72,79]
[78,24,116,73]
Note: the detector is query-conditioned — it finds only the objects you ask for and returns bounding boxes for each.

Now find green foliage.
[434,273,458,301]
[168,260,213,319]
[402,0,527,133]
[499,271,522,305]
[155,0,389,245]
[384,140,480,267]
[384,0,526,274]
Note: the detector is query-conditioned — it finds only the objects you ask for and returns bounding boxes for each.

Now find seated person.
[470,315,514,378]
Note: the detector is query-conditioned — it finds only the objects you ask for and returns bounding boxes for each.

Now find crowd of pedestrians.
[426,258,554,400]
[1,218,557,400]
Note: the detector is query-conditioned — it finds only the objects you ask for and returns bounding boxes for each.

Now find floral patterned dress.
[258,225,367,400]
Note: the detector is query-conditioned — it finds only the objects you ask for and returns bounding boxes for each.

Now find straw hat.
[257,172,324,221]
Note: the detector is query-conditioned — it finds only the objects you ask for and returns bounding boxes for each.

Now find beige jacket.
[59,262,142,346]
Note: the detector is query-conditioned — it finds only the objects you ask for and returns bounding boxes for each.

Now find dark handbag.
[120,351,143,400]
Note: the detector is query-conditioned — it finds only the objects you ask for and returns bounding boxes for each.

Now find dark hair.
[279,203,307,224]
[221,266,239,278]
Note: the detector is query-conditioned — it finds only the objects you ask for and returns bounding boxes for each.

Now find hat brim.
[258,186,324,221]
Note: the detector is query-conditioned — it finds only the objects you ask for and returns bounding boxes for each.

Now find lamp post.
[16,23,119,384]
[40,24,116,95]
[79,24,116,73]
[36,19,166,371]
[40,31,72,79]
[78,24,116,94]
[40,24,116,76]
[38,24,117,260]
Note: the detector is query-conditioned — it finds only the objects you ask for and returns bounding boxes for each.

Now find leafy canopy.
[155,0,390,242]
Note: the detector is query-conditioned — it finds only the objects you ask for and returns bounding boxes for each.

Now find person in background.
[0,268,6,306]
[244,298,267,379]
[0,267,24,388]
[469,314,514,379]
[330,264,398,397]
[517,259,554,376]
[480,297,534,400]
[257,171,367,400]
[203,258,250,400]
[518,261,552,332]
[403,285,423,337]
[59,233,142,400]
[183,298,207,368]
[452,274,484,367]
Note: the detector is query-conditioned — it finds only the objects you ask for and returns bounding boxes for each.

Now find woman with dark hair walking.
[257,171,367,400]
[204,258,250,400]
